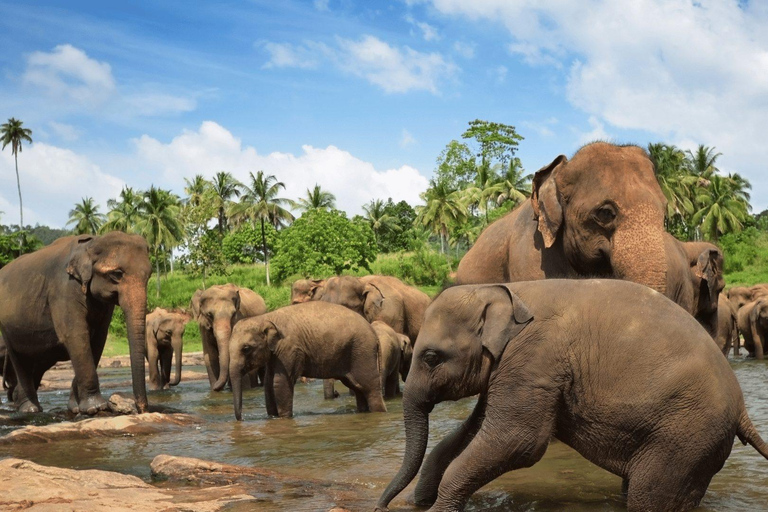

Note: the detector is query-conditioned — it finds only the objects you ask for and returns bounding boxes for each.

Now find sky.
[0,0,767,228]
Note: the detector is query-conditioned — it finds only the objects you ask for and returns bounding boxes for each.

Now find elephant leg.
[147,340,162,391]
[323,379,339,399]
[384,371,400,399]
[414,396,487,507]
[201,330,219,388]
[340,376,368,412]
[263,363,278,417]
[256,366,265,387]
[270,358,295,418]
[247,370,258,388]
[160,349,173,389]
[6,349,42,413]
[342,373,386,413]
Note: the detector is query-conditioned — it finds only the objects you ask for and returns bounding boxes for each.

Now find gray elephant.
[377,280,768,512]
[728,284,768,312]
[372,320,412,399]
[290,278,326,304]
[145,308,192,390]
[228,301,387,419]
[0,233,151,414]
[737,299,768,360]
[190,284,267,391]
[716,294,739,356]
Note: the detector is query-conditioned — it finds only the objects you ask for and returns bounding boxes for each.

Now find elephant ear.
[531,155,567,249]
[233,290,242,312]
[695,248,723,310]
[262,321,283,352]
[363,283,385,310]
[66,235,96,294]
[477,285,534,362]
[190,291,202,319]
[308,279,325,299]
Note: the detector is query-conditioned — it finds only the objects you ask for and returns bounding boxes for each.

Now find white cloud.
[47,121,81,142]
[133,121,429,213]
[453,41,476,59]
[400,129,417,148]
[123,92,197,116]
[575,116,612,145]
[314,0,329,11]
[0,142,124,227]
[260,35,457,94]
[522,117,558,138]
[492,65,507,84]
[426,0,768,209]
[405,15,440,41]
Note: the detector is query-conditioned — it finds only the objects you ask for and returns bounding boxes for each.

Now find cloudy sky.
[1,0,766,228]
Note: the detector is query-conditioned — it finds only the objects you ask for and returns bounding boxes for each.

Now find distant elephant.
[290,278,326,304]
[190,284,267,391]
[738,299,768,360]
[728,286,755,311]
[377,280,768,512]
[228,301,387,419]
[0,233,151,415]
[145,308,192,390]
[457,143,668,292]
[716,294,739,357]
[372,321,412,399]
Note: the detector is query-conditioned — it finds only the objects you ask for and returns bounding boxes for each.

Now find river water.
[2,358,768,511]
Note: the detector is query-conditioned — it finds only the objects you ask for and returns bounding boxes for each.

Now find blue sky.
[1,0,766,227]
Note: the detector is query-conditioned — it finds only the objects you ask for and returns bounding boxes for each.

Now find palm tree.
[691,175,751,242]
[67,197,106,235]
[496,157,532,206]
[363,199,401,246]
[464,161,502,225]
[1,118,33,244]
[184,174,209,207]
[210,172,241,233]
[686,145,722,179]
[293,184,336,212]
[229,171,294,286]
[103,187,142,233]
[135,187,184,297]
[415,179,468,254]
[648,143,697,224]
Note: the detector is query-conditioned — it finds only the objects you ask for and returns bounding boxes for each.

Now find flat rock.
[0,458,254,511]
[0,412,200,445]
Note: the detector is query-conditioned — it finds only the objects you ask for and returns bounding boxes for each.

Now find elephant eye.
[109,269,124,282]
[242,345,254,354]
[422,350,441,369]
[594,205,617,225]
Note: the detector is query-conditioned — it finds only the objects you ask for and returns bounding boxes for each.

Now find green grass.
[723,230,768,287]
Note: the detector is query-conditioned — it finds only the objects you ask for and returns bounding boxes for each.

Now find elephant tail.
[737,409,768,460]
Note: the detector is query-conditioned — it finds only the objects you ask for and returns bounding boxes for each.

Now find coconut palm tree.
[686,145,722,178]
[363,199,401,246]
[210,172,241,233]
[691,175,751,242]
[1,118,33,244]
[415,179,468,254]
[229,171,294,286]
[496,157,532,206]
[103,187,142,233]
[648,143,697,224]
[67,197,106,235]
[293,184,336,212]
[464,161,502,225]
[135,187,184,297]
[184,174,209,207]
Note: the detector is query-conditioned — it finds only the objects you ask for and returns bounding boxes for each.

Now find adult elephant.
[145,308,192,390]
[190,284,267,391]
[716,294,739,357]
[729,285,768,312]
[737,299,768,360]
[376,280,768,512]
[0,233,151,414]
[457,142,668,294]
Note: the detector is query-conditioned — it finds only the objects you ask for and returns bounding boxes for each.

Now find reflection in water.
[2,361,768,510]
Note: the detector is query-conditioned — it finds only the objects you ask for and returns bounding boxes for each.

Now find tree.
[272,209,376,281]
[416,179,468,254]
[229,170,293,286]
[179,195,224,288]
[103,187,142,233]
[377,200,417,253]
[184,174,209,207]
[135,187,184,297]
[434,140,476,190]
[210,172,241,233]
[222,223,278,264]
[464,161,502,225]
[67,197,106,235]
[496,157,532,207]
[692,174,751,242]
[1,118,33,248]
[461,119,523,167]
[686,145,722,178]
[363,199,401,248]
[293,184,336,212]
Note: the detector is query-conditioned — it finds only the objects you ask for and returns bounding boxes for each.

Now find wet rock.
[0,458,254,511]
[108,393,138,415]
[109,359,122,368]
[0,413,200,445]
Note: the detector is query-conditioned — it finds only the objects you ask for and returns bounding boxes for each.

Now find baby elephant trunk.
[230,360,244,421]
[212,319,233,391]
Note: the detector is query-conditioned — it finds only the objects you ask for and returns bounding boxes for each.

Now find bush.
[720,227,761,274]
[370,248,453,286]
[222,223,277,264]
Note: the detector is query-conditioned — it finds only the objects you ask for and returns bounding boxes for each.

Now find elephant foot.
[17,399,43,414]
[76,394,109,415]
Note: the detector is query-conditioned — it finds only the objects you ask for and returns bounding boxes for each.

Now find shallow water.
[2,358,768,511]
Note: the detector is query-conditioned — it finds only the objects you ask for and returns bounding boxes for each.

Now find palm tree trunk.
[14,153,23,250]
[155,251,161,298]
[440,232,445,254]
[261,219,270,286]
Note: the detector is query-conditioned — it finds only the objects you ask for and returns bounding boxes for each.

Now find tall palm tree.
[464,161,502,225]
[415,180,468,254]
[648,143,697,223]
[210,172,241,233]
[103,187,142,233]
[496,157,532,206]
[229,171,294,286]
[363,199,401,246]
[293,184,336,212]
[691,175,751,242]
[184,174,209,207]
[1,118,33,243]
[135,186,184,297]
[686,145,722,178]
[67,197,106,235]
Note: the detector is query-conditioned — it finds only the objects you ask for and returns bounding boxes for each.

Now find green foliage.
[719,227,762,274]
[28,224,70,245]
[222,223,277,264]
[461,119,523,166]
[377,199,417,253]
[370,247,454,286]
[272,209,376,282]
[434,140,476,190]
[0,231,42,267]
[67,197,106,234]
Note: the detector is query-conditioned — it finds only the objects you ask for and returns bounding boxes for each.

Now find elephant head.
[228,317,278,421]
[318,276,366,315]
[728,286,753,311]
[378,284,533,510]
[532,143,668,294]
[685,243,724,319]
[147,308,191,386]
[290,279,326,304]
[196,284,243,391]
[65,232,152,412]
[749,300,768,360]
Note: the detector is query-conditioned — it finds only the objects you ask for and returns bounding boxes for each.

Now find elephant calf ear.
[695,248,723,306]
[66,237,95,294]
[479,285,534,362]
[531,155,566,248]
[263,322,283,351]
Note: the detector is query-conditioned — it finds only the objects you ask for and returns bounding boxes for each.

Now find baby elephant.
[377,279,768,512]
[738,298,768,359]
[372,321,412,398]
[229,301,387,419]
[145,308,192,390]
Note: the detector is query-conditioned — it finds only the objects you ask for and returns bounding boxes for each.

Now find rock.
[0,413,200,445]
[108,393,138,415]
[109,359,122,368]
[0,458,254,511]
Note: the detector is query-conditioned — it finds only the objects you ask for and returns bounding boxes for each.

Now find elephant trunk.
[212,319,232,392]
[120,284,149,413]
[611,204,667,295]
[170,335,183,387]
[376,387,432,511]
[231,359,244,421]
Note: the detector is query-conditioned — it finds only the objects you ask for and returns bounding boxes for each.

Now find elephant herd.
[1,142,768,512]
